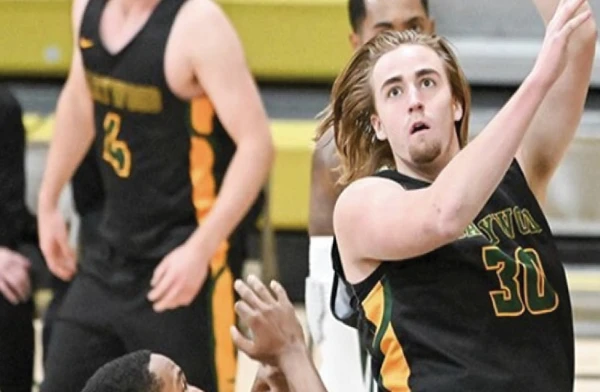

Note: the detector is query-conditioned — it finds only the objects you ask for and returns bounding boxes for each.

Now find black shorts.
[0,295,34,392]
[0,242,58,392]
[41,228,236,392]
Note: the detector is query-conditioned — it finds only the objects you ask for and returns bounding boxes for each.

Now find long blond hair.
[316,30,471,186]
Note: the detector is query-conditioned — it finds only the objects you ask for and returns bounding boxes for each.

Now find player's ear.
[371,114,387,141]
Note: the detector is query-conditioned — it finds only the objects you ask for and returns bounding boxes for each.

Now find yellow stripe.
[379,325,411,391]
[189,97,217,222]
[210,244,237,392]
[191,97,215,136]
[189,136,217,221]
[188,97,236,391]
[362,281,385,334]
[362,281,411,391]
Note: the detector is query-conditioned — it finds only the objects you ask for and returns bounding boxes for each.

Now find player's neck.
[395,160,441,183]
[395,148,457,183]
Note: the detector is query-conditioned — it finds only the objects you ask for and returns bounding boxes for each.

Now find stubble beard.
[408,135,442,164]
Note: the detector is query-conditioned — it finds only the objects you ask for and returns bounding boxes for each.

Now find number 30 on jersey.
[482,246,559,317]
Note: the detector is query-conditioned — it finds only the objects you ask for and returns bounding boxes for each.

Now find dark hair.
[348,0,429,32]
[81,350,163,392]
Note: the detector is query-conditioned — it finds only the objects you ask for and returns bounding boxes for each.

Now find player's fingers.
[230,325,255,356]
[247,275,276,305]
[560,9,593,37]
[6,267,31,302]
[270,280,292,307]
[48,258,75,282]
[553,0,588,30]
[234,279,263,310]
[11,253,31,269]
[150,258,169,287]
[148,267,176,303]
[234,299,258,323]
[0,278,20,305]
[152,286,181,313]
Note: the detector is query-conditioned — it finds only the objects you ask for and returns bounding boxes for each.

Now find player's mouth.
[410,120,431,134]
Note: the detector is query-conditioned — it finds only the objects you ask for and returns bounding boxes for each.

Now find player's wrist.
[38,185,62,214]
[528,62,560,95]
[185,227,224,261]
[276,340,310,370]
[277,343,326,392]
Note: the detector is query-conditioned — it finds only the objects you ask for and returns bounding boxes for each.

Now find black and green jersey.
[331,160,574,392]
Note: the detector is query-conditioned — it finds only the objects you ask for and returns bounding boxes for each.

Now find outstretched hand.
[230,275,306,367]
[533,0,592,86]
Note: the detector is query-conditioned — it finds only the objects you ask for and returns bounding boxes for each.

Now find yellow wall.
[220,0,352,81]
[0,0,353,81]
[0,0,72,76]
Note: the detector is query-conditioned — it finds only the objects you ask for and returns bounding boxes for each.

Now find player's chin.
[408,141,442,165]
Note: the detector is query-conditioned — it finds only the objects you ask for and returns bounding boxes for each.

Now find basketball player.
[306,1,433,390]
[81,350,204,392]
[37,0,273,391]
[324,0,596,390]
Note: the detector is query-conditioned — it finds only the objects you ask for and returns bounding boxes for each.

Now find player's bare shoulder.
[172,0,236,50]
[165,0,239,99]
[163,0,222,99]
[72,0,92,36]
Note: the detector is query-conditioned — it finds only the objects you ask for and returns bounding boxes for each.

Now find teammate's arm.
[184,0,273,261]
[37,0,95,281]
[148,0,273,312]
[516,0,596,205]
[309,129,342,236]
[334,0,592,278]
[306,128,342,344]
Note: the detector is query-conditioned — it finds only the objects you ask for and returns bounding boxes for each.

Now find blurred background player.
[37,0,273,391]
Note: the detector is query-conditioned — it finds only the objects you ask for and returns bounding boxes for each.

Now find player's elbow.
[435,217,464,245]
[243,125,274,170]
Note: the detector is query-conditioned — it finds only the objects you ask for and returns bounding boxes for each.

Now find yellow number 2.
[102,112,131,178]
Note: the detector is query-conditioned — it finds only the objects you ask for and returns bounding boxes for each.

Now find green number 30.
[482,246,559,317]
